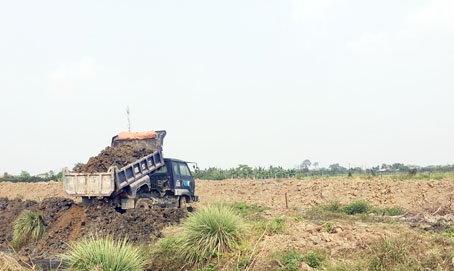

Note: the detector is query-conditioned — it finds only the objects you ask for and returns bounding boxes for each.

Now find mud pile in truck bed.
[74,144,154,173]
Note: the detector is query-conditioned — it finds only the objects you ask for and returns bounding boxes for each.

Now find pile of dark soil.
[74,145,154,173]
[0,198,187,265]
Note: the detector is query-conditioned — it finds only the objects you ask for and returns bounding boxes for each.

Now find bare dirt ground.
[0,177,453,270]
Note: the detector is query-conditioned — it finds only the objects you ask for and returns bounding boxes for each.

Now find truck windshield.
[172,162,192,177]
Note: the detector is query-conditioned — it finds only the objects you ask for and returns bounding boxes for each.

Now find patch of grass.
[63,236,148,271]
[267,218,286,235]
[272,250,325,270]
[230,202,269,221]
[305,251,324,268]
[149,236,186,271]
[292,214,304,222]
[304,201,407,225]
[371,206,406,216]
[0,252,28,271]
[324,222,333,233]
[303,205,348,221]
[368,236,409,270]
[272,250,304,271]
[181,204,246,265]
[11,210,46,249]
[325,201,342,212]
[327,232,454,271]
[342,201,370,215]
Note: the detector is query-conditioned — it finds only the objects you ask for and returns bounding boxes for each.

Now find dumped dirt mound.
[0,197,73,254]
[0,197,187,263]
[74,144,154,173]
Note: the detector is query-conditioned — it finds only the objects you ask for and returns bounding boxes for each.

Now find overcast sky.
[1,0,453,175]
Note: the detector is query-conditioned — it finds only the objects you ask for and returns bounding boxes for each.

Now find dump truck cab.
[147,158,198,207]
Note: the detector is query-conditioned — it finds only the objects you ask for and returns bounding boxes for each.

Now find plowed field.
[0,177,453,270]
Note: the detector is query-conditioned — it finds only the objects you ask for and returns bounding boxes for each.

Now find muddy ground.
[0,177,453,270]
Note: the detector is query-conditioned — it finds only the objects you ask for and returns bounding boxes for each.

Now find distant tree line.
[193,161,454,180]
[1,170,62,183]
[2,160,454,182]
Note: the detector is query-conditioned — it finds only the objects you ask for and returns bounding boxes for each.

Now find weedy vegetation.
[63,236,148,271]
[11,210,46,249]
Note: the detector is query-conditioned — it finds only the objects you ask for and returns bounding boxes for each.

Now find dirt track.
[0,177,453,270]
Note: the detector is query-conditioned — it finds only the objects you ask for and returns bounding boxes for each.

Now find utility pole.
[126,106,131,132]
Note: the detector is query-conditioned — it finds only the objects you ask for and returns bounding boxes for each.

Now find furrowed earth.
[0,177,453,270]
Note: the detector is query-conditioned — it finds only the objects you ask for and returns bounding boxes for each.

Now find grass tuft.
[0,252,28,271]
[181,204,246,265]
[342,201,370,215]
[63,236,148,271]
[11,210,46,249]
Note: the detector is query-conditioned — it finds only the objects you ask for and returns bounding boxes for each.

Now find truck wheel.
[136,199,150,210]
[179,196,188,209]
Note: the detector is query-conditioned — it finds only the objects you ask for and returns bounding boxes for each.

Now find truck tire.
[136,198,151,209]
[179,196,188,209]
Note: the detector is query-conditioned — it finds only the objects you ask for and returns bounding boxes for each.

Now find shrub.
[181,204,246,265]
[11,210,46,249]
[63,236,148,271]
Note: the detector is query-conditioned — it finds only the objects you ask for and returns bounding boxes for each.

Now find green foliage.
[63,236,148,271]
[192,162,454,180]
[325,222,333,233]
[251,217,287,242]
[181,204,246,265]
[11,210,46,249]
[368,236,409,270]
[149,236,186,271]
[325,201,342,212]
[305,251,324,268]
[265,218,286,235]
[1,170,62,183]
[230,202,269,220]
[371,206,406,216]
[304,201,406,224]
[273,250,324,270]
[273,250,305,271]
[342,201,370,215]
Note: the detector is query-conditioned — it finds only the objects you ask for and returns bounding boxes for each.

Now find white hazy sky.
[1,0,454,175]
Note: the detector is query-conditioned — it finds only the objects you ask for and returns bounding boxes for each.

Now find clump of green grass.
[342,201,370,215]
[273,250,304,271]
[368,236,408,270]
[272,250,324,270]
[230,202,269,221]
[181,204,246,265]
[268,218,286,234]
[11,210,46,249]
[63,236,148,271]
[149,236,186,271]
[305,251,324,268]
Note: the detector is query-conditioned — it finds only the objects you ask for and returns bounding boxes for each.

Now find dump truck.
[63,130,198,210]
